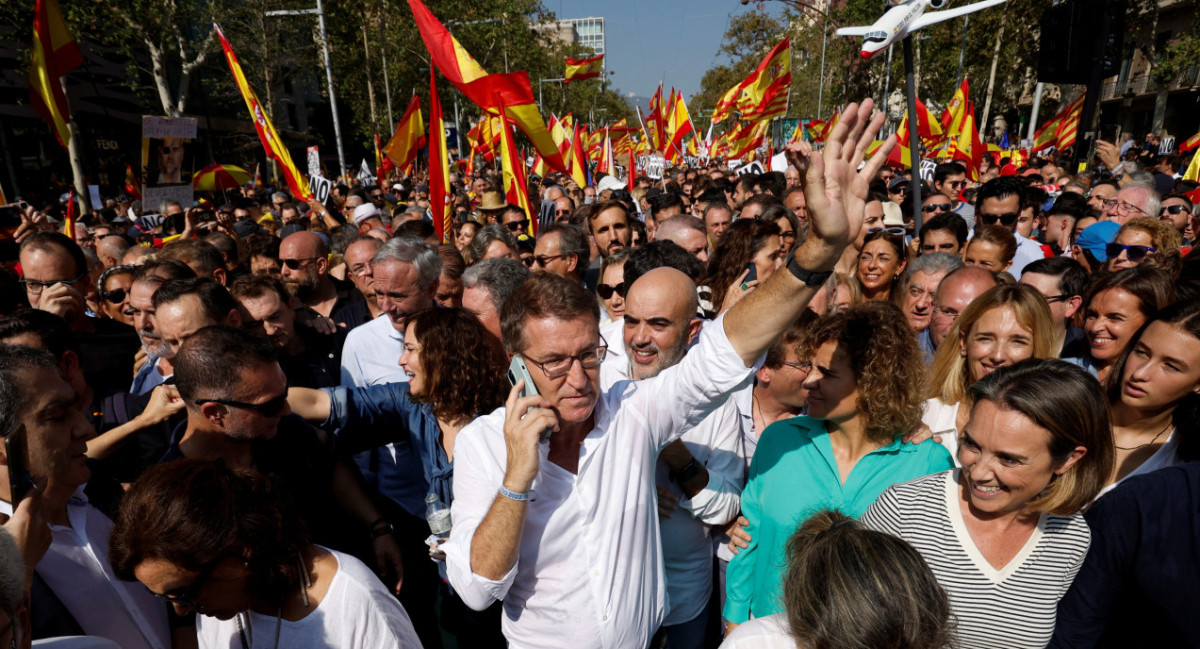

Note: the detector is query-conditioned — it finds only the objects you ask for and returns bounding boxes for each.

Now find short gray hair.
[905,252,964,289]
[158,200,182,215]
[467,224,519,264]
[657,215,706,241]
[0,345,59,439]
[462,258,530,313]
[372,237,443,290]
[541,223,589,264]
[1120,183,1161,218]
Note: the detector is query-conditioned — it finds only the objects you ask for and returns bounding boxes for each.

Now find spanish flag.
[29,0,83,150]
[647,85,666,151]
[1180,130,1200,152]
[947,101,985,181]
[712,81,744,124]
[429,70,451,243]
[568,123,588,188]
[408,0,566,174]
[941,78,969,133]
[498,100,533,233]
[124,164,142,201]
[565,54,603,83]
[215,24,312,200]
[384,95,426,172]
[667,91,695,152]
[725,120,769,160]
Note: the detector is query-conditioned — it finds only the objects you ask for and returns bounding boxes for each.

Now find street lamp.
[266,0,346,178]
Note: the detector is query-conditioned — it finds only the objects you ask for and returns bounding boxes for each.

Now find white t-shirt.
[921,397,962,463]
[339,314,408,387]
[718,613,795,649]
[196,549,422,649]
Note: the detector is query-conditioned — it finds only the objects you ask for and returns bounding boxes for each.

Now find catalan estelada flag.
[215,24,311,200]
[408,0,566,173]
[384,95,426,172]
[428,70,451,243]
[29,0,83,150]
[565,54,603,83]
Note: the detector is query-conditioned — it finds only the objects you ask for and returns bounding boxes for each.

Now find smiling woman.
[862,359,1114,649]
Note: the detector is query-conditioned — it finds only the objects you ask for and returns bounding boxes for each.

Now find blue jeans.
[651,610,708,649]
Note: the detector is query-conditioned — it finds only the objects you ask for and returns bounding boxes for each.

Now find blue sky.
[548,0,782,103]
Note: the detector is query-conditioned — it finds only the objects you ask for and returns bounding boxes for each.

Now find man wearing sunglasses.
[974,177,1046,278]
[444,99,893,649]
[1159,193,1193,243]
[933,162,975,228]
[278,231,362,320]
[532,223,587,284]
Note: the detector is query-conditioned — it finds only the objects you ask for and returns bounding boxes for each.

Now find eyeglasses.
[1042,294,1071,303]
[20,272,86,294]
[280,257,320,270]
[520,255,535,268]
[597,282,626,300]
[532,254,563,268]
[524,339,608,379]
[1160,204,1190,216]
[555,209,572,216]
[505,220,530,232]
[1102,199,1147,216]
[943,180,967,189]
[780,360,812,373]
[193,393,289,417]
[922,203,952,213]
[932,306,960,321]
[1106,242,1157,261]
[145,557,225,610]
[979,212,1019,227]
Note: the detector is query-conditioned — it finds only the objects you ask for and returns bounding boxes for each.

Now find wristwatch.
[786,253,833,287]
[369,519,394,539]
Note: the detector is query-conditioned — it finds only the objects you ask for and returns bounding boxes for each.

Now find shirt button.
[602,615,608,621]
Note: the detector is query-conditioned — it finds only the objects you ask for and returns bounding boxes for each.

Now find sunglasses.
[280,257,320,270]
[193,393,289,417]
[101,288,127,304]
[944,180,967,189]
[1160,204,1189,216]
[597,282,626,300]
[505,220,530,232]
[979,212,1019,227]
[1105,243,1157,261]
[866,226,906,236]
[922,203,952,213]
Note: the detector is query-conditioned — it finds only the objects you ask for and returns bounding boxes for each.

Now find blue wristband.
[499,486,535,502]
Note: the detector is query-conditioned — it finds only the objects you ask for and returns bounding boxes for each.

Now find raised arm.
[724,100,893,366]
[287,387,333,423]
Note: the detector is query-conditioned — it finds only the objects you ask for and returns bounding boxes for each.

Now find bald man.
[655,216,710,263]
[601,267,741,646]
[928,265,1001,349]
[278,231,363,318]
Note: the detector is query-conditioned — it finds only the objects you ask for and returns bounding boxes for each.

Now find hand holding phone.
[740,262,757,290]
[6,424,34,504]
[508,356,553,443]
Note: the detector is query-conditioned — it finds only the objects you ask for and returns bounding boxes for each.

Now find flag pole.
[903,36,923,232]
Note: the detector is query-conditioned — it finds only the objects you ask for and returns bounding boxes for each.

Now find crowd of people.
[0,97,1197,649]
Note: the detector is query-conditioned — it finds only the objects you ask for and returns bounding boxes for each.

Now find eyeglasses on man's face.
[524,339,608,380]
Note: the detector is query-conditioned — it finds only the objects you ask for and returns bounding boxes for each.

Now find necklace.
[1115,420,1173,451]
[235,552,313,649]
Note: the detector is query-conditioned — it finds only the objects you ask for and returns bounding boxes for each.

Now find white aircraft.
[836,0,1009,60]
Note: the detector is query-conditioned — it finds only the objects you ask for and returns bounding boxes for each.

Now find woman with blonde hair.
[923,283,1057,460]
[863,359,1115,649]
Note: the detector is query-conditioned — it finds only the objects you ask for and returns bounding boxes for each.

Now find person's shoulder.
[1097,461,1200,513]
[343,313,392,344]
[721,614,794,648]
[457,406,507,450]
[756,416,821,452]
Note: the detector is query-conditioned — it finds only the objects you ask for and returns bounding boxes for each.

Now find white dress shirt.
[597,318,626,391]
[1010,233,1046,278]
[445,313,758,649]
[339,314,409,386]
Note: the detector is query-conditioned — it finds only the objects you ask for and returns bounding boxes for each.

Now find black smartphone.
[6,424,33,504]
[1098,124,1119,144]
[743,261,757,285]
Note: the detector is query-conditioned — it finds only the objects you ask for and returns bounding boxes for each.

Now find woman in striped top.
[861,359,1114,649]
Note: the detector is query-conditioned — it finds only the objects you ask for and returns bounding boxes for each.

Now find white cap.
[597,175,624,193]
[352,203,381,225]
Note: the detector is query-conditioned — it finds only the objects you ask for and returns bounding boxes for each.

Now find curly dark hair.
[408,307,509,422]
[699,218,781,312]
[109,459,310,606]
[798,301,925,442]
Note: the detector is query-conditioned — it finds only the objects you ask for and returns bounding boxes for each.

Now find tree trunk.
[981,23,1006,134]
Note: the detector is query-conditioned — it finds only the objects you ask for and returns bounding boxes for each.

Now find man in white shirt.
[444,99,893,649]
[340,237,440,386]
[974,177,1044,277]
[602,268,742,648]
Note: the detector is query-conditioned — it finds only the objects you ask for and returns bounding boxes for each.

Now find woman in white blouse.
[923,284,1057,460]
[1100,299,1200,497]
[861,359,1115,649]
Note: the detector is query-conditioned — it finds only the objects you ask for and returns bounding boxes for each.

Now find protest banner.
[307,146,320,178]
[308,174,332,204]
[141,116,197,211]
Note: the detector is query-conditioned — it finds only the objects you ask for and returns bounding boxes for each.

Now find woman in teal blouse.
[723,301,953,631]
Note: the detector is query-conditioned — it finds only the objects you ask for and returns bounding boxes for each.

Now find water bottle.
[425,493,452,539]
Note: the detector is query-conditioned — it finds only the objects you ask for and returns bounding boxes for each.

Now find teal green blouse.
[722,415,953,623]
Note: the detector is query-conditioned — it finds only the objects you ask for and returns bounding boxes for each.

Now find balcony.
[1101,67,1200,101]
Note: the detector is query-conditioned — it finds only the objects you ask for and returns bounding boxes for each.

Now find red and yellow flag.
[428,70,451,242]
[124,164,142,201]
[29,0,83,150]
[724,120,769,160]
[216,24,311,200]
[647,84,666,151]
[668,91,695,152]
[498,101,533,233]
[384,95,426,172]
[1053,94,1086,151]
[565,54,603,83]
[568,123,588,188]
[711,81,744,124]
[1180,130,1200,152]
[407,0,566,173]
[947,101,985,181]
[597,128,614,175]
[736,39,791,122]
[941,78,969,133]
